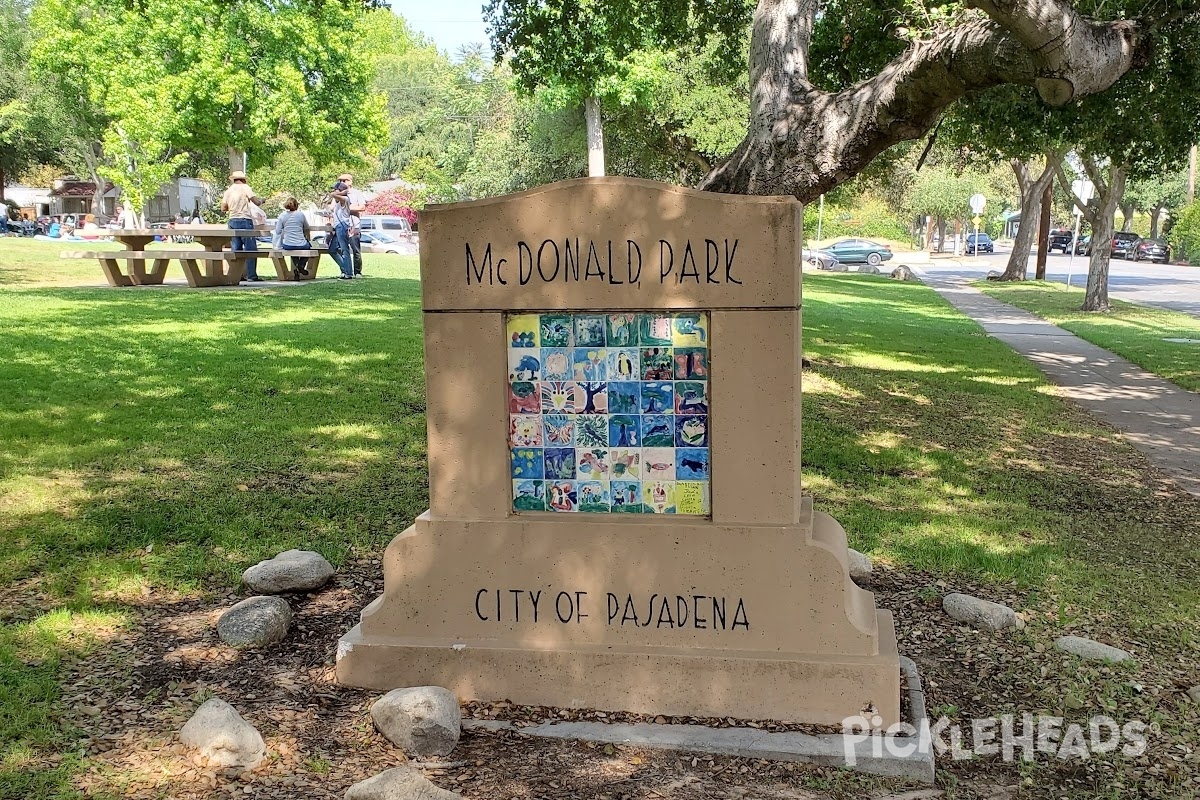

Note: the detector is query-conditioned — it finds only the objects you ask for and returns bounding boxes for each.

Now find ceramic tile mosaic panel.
[507,312,710,515]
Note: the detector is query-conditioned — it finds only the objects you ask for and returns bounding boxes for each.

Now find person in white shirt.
[339,173,367,276]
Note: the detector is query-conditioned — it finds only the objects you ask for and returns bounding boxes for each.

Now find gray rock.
[179,698,266,769]
[942,593,1023,632]
[891,265,917,281]
[1187,686,1200,704]
[345,767,463,800]
[217,596,292,648]
[987,269,1003,279]
[826,262,849,273]
[243,549,335,593]
[1054,635,1134,663]
[856,264,881,275]
[847,548,873,582]
[371,686,461,757]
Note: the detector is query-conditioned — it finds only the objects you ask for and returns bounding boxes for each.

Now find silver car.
[803,248,839,270]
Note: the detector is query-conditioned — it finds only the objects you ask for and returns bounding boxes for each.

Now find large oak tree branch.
[701,0,1140,201]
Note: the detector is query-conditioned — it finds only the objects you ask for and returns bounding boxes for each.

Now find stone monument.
[337,177,900,726]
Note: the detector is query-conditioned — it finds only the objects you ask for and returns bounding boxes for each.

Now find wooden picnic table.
[65,224,332,287]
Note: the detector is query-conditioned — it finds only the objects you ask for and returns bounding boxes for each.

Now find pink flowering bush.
[365,190,419,226]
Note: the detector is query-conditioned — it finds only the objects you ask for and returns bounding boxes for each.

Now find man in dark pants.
[340,172,367,276]
[221,170,262,282]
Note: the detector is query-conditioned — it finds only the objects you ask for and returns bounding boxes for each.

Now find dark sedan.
[1133,238,1171,263]
[1110,231,1140,259]
[824,238,894,266]
[965,233,994,254]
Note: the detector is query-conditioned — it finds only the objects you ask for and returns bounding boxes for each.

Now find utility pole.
[1035,183,1051,280]
[1189,145,1197,204]
[585,97,605,177]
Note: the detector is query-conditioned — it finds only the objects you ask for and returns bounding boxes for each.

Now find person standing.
[221,170,262,282]
[339,172,367,276]
[327,181,355,280]
[274,197,312,279]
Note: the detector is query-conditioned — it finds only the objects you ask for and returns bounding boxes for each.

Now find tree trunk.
[1189,145,1197,204]
[698,0,1139,201]
[0,166,6,203]
[1035,183,1052,279]
[936,217,946,253]
[228,147,246,175]
[585,97,605,178]
[1081,164,1126,312]
[1150,203,1165,239]
[1120,203,1134,231]
[999,153,1059,280]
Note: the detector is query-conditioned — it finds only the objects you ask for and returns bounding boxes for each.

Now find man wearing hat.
[221,170,263,282]
[339,173,366,276]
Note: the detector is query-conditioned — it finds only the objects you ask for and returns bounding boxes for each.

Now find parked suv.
[1110,231,1140,259]
[1048,228,1075,253]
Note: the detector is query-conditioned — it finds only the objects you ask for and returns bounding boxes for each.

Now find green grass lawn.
[977,281,1200,392]
[1,246,1198,797]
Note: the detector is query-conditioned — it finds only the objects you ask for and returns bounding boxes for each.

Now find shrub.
[365,189,419,226]
[802,196,910,244]
[1169,201,1200,264]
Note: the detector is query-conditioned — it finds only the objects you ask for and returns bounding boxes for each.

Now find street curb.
[463,661,936,784]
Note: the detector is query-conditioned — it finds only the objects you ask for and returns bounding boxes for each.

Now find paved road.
[920,249,1200,317]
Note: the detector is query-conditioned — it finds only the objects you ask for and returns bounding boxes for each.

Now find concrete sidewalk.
[919,272,1200,498]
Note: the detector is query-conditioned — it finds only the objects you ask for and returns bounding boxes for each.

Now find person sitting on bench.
[274,197,312,279]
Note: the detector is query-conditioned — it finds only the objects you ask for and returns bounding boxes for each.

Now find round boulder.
[890,265,917,281]
[1054,635,1133,664]
[217,596,292,648]
[942,593,1023,632]
[243,549,335,594]
[345,766,463,800]
[847,548,873,583]
[826,262,849,273]
[371,686,461,757]
[179,698,266,769]
[856,264,881,275]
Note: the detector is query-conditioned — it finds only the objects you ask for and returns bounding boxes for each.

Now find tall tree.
[0,0,64,201]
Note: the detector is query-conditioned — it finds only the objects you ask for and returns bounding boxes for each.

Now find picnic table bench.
[64,225,332,287]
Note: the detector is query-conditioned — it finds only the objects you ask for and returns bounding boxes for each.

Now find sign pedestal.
[337,178,900,727]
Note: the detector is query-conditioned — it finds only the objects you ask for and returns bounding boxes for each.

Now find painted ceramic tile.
[542,414,575,447]
[572,348,607,381]
[509,350,541,382]
[643,480,677,513]
[607,382,640,415]
[576,448,611,479]
[577,481,611,512]
[676,415,708,448]
[540,314,573,347]
[674,347,708,380]
[541,348,572,381]
[509,381,540,414]
[575,415,609,447]
[609,415,640,448]
[541,381,577,414]
[606,314,637,346]
[675,481,710,515]
[674,381,708,415]
[609,480,644,512]
[676,448,709,480]
[574,315,607,347]
[507,314,539,348]
[607,348,639,381]
[609,448,641,479]
[642,447,676,481]
[639,314,673,346]
[672,313,708,346]
[640,381,673,415]
[544,448,576,480]
[513,479,546,511]
[546,480,577,512]
[511,447,544,479]
[510,416,542,447]
[575,381,608,414]
[641,347,674,380]
[507,311,709,516]
[641,415,675,448]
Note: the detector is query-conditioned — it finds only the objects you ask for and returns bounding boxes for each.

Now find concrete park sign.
[337,177,900,725]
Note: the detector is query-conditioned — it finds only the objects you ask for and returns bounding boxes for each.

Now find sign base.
[337,499,900,727]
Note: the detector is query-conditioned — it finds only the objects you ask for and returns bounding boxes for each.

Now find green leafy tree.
[0,0,65,201]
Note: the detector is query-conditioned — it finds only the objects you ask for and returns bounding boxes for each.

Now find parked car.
[802,248,839,270]
[1133,237,1171,263]
[965,232,994,254]
[1074,235,1091,255]
[361,230,418,255]
[1048,228,1075,253]
[823,238,894,266]
[1110,231,1140,259]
